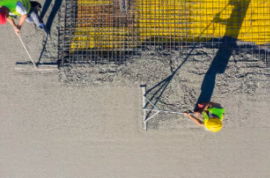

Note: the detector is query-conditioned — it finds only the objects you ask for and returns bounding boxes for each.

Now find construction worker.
[184,102,225,132]
[0,0,48,35]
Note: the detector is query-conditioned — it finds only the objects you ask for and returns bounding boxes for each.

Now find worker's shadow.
[36,0,63,64]
[40,0,63,33]
[144,0,251,117]
[195,0,251,109]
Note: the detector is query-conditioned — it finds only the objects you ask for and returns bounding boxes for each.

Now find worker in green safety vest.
[0,0,48,35]
[184,102,225,132]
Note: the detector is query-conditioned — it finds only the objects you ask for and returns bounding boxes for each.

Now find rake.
[15,34,58,71]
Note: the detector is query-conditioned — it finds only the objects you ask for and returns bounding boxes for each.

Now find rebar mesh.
[59,0,270,66]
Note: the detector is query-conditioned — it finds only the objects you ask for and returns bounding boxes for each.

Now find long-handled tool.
[15,34,58,71]
[18,35,38,69]
[141,85,196,130]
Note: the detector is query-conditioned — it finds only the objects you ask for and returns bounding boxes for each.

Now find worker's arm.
[184,112,204,127]
[6,17,17,28]
[6,17,20,35]
[17,14,27,29]
[203,101,223,112]
[8,2,28,35]
[202,102,212,111]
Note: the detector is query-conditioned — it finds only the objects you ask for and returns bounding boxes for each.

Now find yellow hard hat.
[205,118,223,132]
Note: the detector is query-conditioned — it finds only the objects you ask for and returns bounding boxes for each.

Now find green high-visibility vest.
[0,0,31,16]
[202,107,225,122]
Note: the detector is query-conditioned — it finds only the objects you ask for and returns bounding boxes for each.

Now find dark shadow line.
[39,0,52,20]
[36,0,63,64]
[145,80,171,119]
[145,78,170,109]
[146,47,195,95]
[37,33,48,65]
[39,0,63,33]
[145,47,195,119]
[45,0,63,32]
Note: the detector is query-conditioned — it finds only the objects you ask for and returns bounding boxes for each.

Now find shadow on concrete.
[144,47,195,119]
[143,0,252,119]
[36,0,63,63]
[37,33,48,65]
[195,0,251,109]
[40,0,63,32]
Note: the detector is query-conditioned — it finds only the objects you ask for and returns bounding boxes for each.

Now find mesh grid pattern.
[59,0,270,65]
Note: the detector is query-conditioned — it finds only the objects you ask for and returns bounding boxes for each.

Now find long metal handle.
[18,35,37,69]
[143,108,195,116]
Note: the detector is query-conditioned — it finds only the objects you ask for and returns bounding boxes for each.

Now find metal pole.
[18,35,37,69]
[143,108,195,115]
[143,95,159,110]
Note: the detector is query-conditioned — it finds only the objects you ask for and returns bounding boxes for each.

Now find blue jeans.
[26,8,43,27]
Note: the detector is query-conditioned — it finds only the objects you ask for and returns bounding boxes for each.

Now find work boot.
[39,23,50,35]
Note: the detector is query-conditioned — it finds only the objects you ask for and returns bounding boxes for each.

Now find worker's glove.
[194,112,201,117]
[183,110,193,117]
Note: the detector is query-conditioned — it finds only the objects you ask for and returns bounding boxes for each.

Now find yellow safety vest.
[202,107,225,122]
[0,0,31,16]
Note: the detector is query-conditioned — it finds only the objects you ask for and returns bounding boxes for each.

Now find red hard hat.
[0,8,7,25]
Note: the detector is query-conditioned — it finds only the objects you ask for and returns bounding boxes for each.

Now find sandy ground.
[1,0,270,178]
[61,47,270,130]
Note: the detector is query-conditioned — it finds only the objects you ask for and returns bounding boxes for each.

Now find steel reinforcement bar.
[58,0,270,66]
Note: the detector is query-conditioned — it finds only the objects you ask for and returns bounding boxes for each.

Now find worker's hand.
[194,111,201,117]
[13,26,20,36]
[183,110,193,117]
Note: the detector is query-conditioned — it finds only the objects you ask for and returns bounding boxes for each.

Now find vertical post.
[141,85,147,130]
